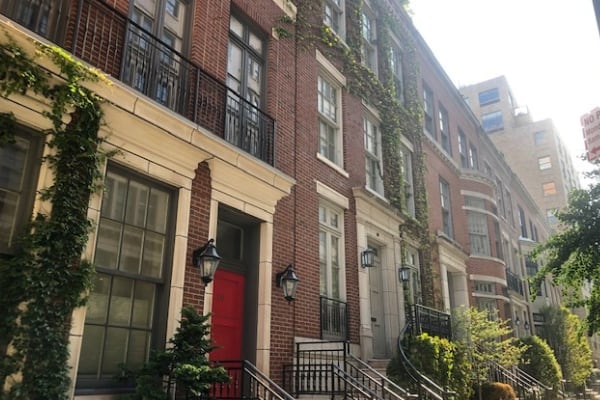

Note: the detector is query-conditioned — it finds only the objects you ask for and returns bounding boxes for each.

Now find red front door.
[210,269,245,361]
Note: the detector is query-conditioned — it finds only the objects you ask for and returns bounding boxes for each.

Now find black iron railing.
[209,360,294,400]
[409,304,452,340]
[282,341,415,400]
[506,269,524,296]
[397,324,456,400]
[320,296,348,340]
[1,0,275,165]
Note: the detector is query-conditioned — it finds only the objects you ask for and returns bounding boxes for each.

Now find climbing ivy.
[290,0,435,307]
[0,35,107,399]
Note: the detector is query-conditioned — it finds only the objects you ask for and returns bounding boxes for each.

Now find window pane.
[78,325,104,375]
[147,188,169,233]
[108,277,133,325]
[132,281,155,328]
[102,327,128,375]
[478,88,499,106]
[125,181,149,227]
[86,274,111,324]
[142,231,165,278]
[127,330,151,370]
[95,219,122,269]
[0,191,19,248]
[101,172,128,221]
[482,111,504,133]
[119,226,144,273]
[0,137,28,190]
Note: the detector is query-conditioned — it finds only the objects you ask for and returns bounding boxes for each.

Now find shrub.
[518,336,562,390]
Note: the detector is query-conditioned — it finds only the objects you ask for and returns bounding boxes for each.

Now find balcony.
[1,0,275,165]
[320,296,348,340]
[506,269,524,296]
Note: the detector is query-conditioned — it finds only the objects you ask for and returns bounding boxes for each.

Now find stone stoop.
[586,388,600,400]
[366,358,391,376]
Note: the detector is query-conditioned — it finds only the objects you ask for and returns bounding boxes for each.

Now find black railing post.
[295,342,300,396]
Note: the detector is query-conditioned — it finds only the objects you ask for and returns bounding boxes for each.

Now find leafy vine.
[0,35,107,399]
[290,0,435,306]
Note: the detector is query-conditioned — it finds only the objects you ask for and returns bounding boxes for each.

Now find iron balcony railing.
[320,296,348,340]
[409,304,452,340]
[1,0,275,165]
[506,269,525,296]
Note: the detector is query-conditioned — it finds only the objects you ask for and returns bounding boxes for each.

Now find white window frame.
[389,35,404,104]
[440,178,453,238]
[403,245,421,305]
[319,200,346,301]
[542,181,557,196]
[364,113,383,196]
[458,129,468,168]
[323,0,346,40]
[538,156,552,170]
[468,211,490,257]
[438,104,451,154]
[400,142,415,217]
[360,4,377,75]
[423,84,435,137]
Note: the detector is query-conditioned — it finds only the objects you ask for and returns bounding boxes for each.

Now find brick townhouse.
[0,0,557,398]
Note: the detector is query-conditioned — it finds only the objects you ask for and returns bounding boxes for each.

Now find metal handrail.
[346,351,417,399]
[397,322,456,400]
[332,364,379,400]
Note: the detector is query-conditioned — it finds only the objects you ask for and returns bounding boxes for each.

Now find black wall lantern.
[400,265,411,282]
[361,248,376,268]
[276,264,299,302]
[193,239,221,284]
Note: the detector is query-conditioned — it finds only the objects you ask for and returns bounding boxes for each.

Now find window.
[505,190,514,227]
[477,298,497,320]
[439,104,451,154]
[474,281,494,293]
[469,144,479,170]
[538,156,552,170]
[0,0,64,40]
[361,6,377,74]
[228,15,264,107]
[534,131,545,145]
[458,129,468,168]
[495,178,505,218]
[400,144,415,217]
[125,0,189,110]
[542,181,557,196]
[319,202,344,300]
[364,116,383,195]
[494,221,502,259]
[77,167,174,390]
[318,75,342,165]
[518,206,527,238]
[403,246,421,305]
[323,0,345,39]
[546,208,558,225]
[440,178,453,238]
[423,84,435,137]
[0,131,41,253]
[389,41,404,104]
[468,211,490,256]
[478,88,500,106]
[481,111,503,132]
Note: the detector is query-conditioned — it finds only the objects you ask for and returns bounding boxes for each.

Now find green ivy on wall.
[288,0,436,307]
[0,36,107,399]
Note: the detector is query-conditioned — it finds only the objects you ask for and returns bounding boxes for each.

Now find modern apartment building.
[0,0,562,398]
[459,76,580,231]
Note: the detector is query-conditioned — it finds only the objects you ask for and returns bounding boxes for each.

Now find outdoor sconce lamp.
[524,321,530,330]
[400,265,411,283]
[514,316,521,326]
[276,264,300,302]
[193,239,221,285]
[361,248,376,268]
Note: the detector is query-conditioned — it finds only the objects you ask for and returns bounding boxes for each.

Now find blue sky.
[409,0,600,180]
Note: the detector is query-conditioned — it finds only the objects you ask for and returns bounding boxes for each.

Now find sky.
[409,0,600,183]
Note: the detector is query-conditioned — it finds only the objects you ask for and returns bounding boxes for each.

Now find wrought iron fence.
[409,304,452,340]
[506,269,524,296]
[320,295,348,340]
